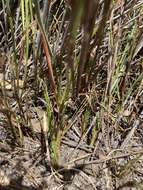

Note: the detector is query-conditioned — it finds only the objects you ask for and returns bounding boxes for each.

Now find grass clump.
[0,0,143,189]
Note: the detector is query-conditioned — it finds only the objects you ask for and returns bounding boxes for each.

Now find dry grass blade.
[133,32,143,58]
[121,120,141,149]
[75,0,98,97]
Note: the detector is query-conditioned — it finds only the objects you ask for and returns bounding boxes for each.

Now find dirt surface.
[0,109,143,190]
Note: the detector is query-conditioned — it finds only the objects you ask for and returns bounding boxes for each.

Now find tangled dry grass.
[0,0,143,189]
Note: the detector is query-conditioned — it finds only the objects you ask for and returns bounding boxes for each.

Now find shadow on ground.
[0,176,44,190]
